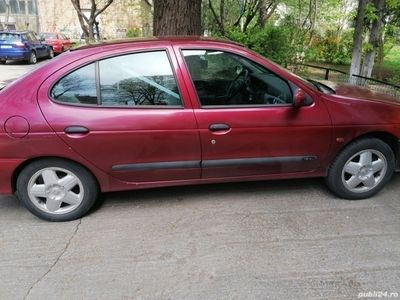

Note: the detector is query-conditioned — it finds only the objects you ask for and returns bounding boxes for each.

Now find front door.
[178,48,332,179]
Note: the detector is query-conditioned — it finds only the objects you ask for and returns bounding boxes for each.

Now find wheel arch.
[357,132,399,165]
[337,131,399,171]
[12,156,100,193]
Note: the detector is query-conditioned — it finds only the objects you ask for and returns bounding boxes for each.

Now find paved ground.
[0,59,48,83]
[0,62,399,299]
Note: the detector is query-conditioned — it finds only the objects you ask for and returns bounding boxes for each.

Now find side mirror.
[293,89,310,108]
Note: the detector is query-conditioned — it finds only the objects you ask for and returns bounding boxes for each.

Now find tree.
[70,0,114,43]
[206,0,262,34]
[153,0,202,36]
[360,0,385,79]
[349,0,367,83]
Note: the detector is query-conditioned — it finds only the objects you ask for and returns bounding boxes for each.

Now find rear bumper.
[51,45,63,53]
[0,49,30,61]
[0,158,25,195]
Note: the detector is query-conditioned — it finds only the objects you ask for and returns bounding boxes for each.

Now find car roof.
[0,31,32,34]
[73,36,243,51]
[2,36,251,93]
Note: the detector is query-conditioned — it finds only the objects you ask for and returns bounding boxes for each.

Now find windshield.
[0,33,20,42]
[41,33,57,39]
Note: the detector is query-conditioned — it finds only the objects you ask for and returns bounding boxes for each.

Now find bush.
[222,24,353,66]
[307,30,353,65]
[126,27,141,38]
[225,24,298,66]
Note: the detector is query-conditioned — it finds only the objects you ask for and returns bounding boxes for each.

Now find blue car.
[0,31,54,64]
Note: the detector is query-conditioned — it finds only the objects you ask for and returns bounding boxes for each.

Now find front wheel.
[326,138,395,200]
[16,159,99,221]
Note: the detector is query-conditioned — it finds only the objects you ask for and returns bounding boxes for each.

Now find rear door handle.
[209,123,231,131]
[64,126,90,134]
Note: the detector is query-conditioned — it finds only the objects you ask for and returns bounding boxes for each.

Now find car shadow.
[90,177,329,213]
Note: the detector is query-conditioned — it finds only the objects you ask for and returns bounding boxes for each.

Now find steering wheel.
[272,96,286,104]
[226,67,249,99]
[264,93,287,105]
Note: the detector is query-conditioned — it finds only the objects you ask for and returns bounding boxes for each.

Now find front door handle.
[209,123,231,131]
[64,126,90,134]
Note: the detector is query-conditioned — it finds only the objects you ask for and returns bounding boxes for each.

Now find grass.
[301,45,400,86]
[384,45,400,71]
[379,45,400,85]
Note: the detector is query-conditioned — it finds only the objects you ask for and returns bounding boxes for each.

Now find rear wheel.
[48,48,54,59]
[16,159,99,221]
[28,51,37,64]
[326,138,394,199]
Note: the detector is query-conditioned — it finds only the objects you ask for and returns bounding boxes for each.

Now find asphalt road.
[0,59,48,83]
[0,61,399,299]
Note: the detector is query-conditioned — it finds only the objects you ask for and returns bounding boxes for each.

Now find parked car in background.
[0,31,54,64]
[40,32,72,54]
[0,37,399,221]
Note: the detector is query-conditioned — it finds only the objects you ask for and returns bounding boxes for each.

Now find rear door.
[26,32,47,57]
[38,45,201,183]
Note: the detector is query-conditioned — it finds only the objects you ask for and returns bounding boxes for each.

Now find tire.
[16,159,99,222]
[28,51,37,64]
[0,59,6,64]
[48,48,54,59]
[326,138,395,200]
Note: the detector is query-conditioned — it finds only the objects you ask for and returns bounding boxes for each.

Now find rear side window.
[26,32,38,42]
[50,50,182,107]
[99,51,181,106]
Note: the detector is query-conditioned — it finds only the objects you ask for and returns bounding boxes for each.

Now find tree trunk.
[70,0,114,43]
[259,0,278,27]
[208,0,225,35]
[153,0,202,36]
[349,0,367,84]
[360,0,385,80]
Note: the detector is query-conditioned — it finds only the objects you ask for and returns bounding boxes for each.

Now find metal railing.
[295,64,400,99]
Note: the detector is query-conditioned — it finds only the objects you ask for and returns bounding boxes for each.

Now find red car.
[40,32,72,54]
[0,37,399,221]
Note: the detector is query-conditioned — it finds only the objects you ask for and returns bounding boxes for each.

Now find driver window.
[182,50,292,107]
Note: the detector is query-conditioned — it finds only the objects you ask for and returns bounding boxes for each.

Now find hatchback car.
[0,31,54,64]
[0,37,399,221]
[40,32,72,54]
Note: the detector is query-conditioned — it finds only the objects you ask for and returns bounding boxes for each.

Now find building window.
[27,0,37,14]
[9,0,19,14]
[19,0,26,14]
[0,1,6,14]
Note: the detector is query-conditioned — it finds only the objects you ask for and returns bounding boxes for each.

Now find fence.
[293,64,400,100]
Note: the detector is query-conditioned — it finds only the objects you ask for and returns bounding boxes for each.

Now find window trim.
[48,48,184,109]
[180,48,294,109]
